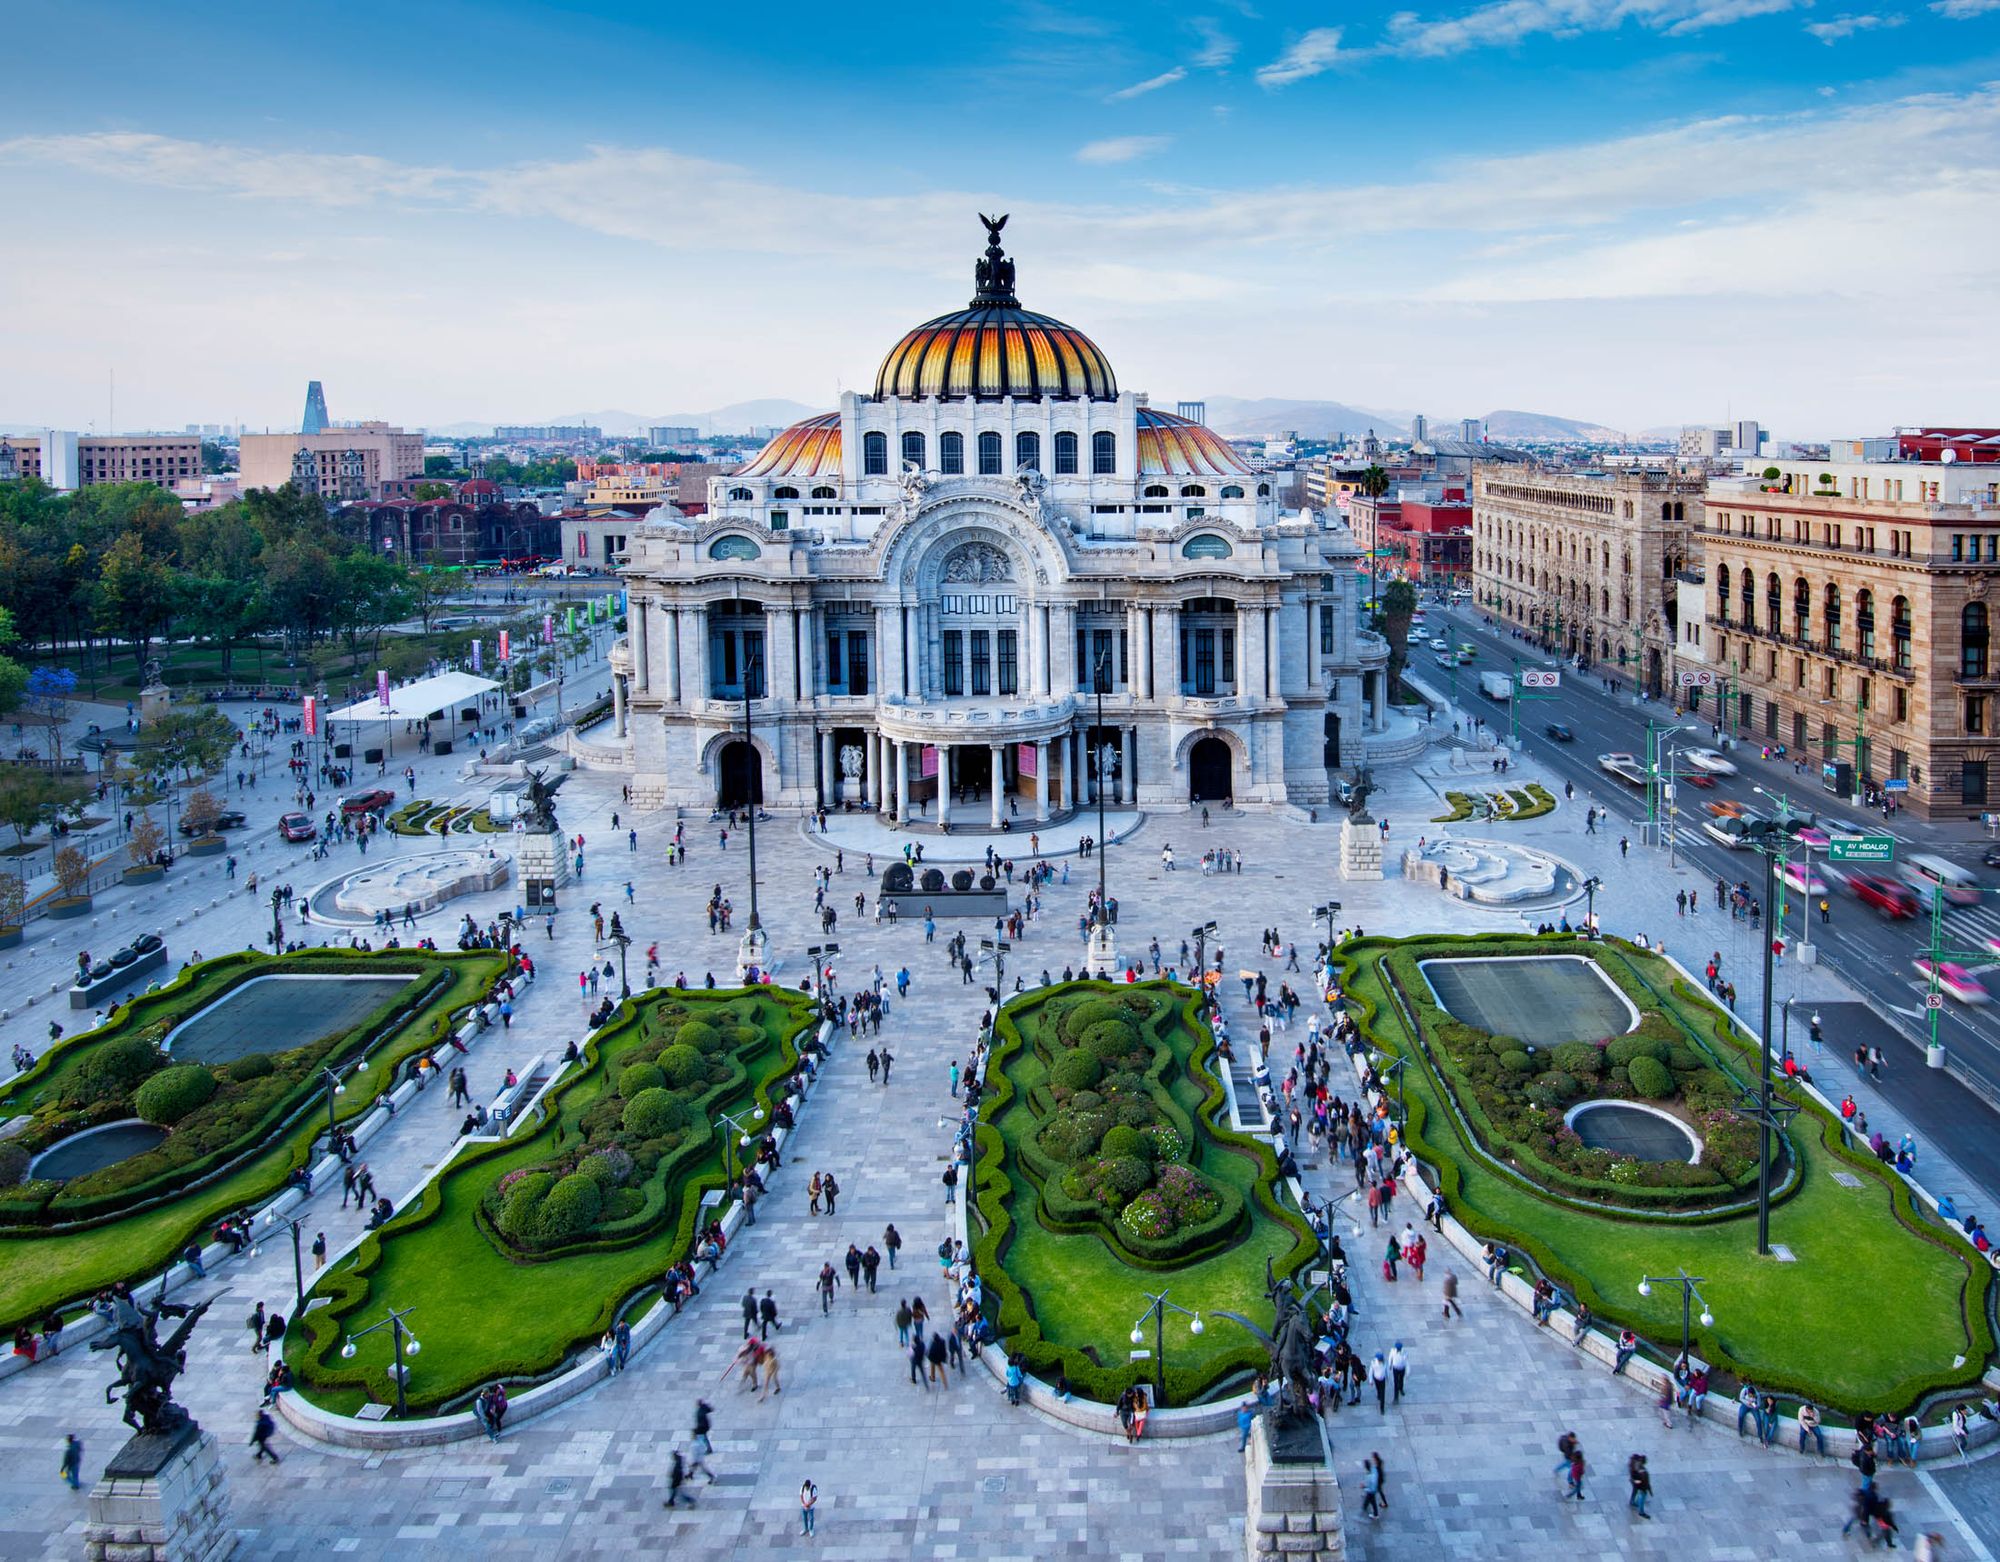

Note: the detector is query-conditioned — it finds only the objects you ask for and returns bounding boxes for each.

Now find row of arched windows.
[861,428,1117,477]
[1711,564,1945,671]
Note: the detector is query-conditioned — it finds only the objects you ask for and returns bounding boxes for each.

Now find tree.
[51,844,91,901]
[0,769,89,847]
[1383,579,1418,700]
[95,531,178,671]
[24,666,77,767]
[127,812,165,868]
[0,607,29,721]
[200,440,232,475]
[0,873,23,931]
[332,551,416,657]
[135,707,238,784]
[406,566,457,634]
[411,481,453,502]
[182,788,222,839]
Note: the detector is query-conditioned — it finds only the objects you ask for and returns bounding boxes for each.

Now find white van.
[1900,852,1981,908]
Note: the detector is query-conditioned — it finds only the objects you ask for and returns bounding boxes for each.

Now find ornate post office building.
[613,218,1384,821]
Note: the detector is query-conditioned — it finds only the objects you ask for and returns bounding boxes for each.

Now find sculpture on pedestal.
[523,768,560,833]
[91,1292,213,1434]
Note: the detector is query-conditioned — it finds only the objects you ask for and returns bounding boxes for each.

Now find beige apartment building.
[1687,457,2000,816]
[1472,465,1702,695]
[239,423,423,500]
[0,432,199,490]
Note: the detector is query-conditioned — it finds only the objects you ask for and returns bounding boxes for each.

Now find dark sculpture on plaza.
[1216,1257,1320,1437]
[1345,766,1377,823]
[91,1291,213,1434]
[523,767,561,834]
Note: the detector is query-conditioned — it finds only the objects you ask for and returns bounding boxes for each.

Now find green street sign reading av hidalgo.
[1828,836,1895,863]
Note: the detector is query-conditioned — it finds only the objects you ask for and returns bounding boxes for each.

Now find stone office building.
[608,219,1389,819]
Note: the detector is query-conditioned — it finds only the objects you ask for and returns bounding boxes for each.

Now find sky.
[2,0,1997,439]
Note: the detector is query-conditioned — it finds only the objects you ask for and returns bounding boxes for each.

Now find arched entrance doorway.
[1189,736,1232,803]
[717,740,763,809]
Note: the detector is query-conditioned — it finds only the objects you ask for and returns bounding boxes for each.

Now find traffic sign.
[1677,669,1717,688]
[1520,669,1562,689]
[1828,836,1895,863]
[1926,992,1946,1010]
[1884,778,1909,793]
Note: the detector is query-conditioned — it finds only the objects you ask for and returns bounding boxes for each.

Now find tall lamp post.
[1637,1269,1712,1365]
[603,912,631,999]
[1129,1288,1204,1407]
[714,1106,765,1187]
[340,1304,421,1418]
[737,648,767,981]
[270,886,286,951]
[316,1066,346,1146]
[1086,645,1117,978]
[1191,920,1217,992]
[1734,813,1812,1255]
[1580,876,1601,937]
[256,1211,306,1305]
[1312,901,1342,968]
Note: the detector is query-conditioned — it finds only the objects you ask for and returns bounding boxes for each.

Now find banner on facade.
[471,638,482,672]
[302,694,318,737]
[565,606,576,635]
[376,670,391,710]
[921,745,939,779]
[542,614,554,645]
[1016,742,1037,778]
[498,629,511,662]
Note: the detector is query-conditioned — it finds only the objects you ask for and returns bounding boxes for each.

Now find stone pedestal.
[736,925,770,983]
[512,829,572,909]
[1338,818,1383,882]
[139,682,174,726]
[1244,1416,1344,1561]
[85,1424,235,1562]
[1085,921,1119,979]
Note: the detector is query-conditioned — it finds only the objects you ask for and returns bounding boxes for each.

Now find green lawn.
[975,982,1314,1405]
[0,951,503,1332]
[1345,935,1993,1412]
[288,986,814,1416]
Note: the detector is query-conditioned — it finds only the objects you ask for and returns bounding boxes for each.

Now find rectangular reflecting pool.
[165,973,420,1065]
[1418,955,1638,1044]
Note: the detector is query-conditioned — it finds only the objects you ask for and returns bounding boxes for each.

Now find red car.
[1675,770,1716,789]
[340,788,397,816]
[1849,872,1918,919]
[279,812,317,842]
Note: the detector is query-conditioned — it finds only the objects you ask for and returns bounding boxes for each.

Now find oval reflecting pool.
[1563,1100,1702,1164]
[28,1119,169,1181]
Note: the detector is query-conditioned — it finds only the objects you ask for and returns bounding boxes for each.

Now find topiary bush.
[60,1035,167,1109]
[225,1053,275,1083]
[1080,1017,1143,1064]
[618,1062,666,1099]
[622,1087,689,1138]
[579,1147,634,1188]
[1526,1070,1583,1108]
[0,1142,28,1188]
[535,1173,603,1244]
[1606,1035,1670,1068]
[1627,1055,1674,1099]
[674,1021,722,1055]
[656,1044,704,1089]
[1552,1041,1603,1077]
[497,1170,554,1243]
[132,1063,218,1125]
[1500,1050,1532,1075]
[1099,1123,1149,1161]
[1049,1048,1102,1094]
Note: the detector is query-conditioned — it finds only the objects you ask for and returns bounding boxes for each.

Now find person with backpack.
[799,1478,818,1536]
[1627,1453,1651,1518]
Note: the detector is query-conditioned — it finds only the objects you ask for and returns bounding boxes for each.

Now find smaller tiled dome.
[740,412,841,477]
[1136,409,1252,476]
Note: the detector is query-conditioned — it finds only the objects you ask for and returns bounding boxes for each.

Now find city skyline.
[2,0,1996,435]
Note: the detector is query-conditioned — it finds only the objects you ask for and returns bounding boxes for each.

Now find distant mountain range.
[1198,397,1629,444]
[430,400,828,440]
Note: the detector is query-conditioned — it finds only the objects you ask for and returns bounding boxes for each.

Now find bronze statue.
[972,213,1017,304]
[523,767,560,834]
[1214,1257,1318,1426]
[91,1292,212,1434]
[1345,766,1376,823]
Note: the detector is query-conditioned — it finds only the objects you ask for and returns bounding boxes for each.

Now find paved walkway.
[1,736,1996,1558]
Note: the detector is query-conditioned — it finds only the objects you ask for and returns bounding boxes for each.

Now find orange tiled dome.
[1137,409,1252,476]
[739,412,841,478]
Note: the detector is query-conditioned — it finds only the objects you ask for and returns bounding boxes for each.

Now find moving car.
[1900,853,1981,908]
[1674,769,1716,789]
[341,788,397,816]
[1683,747,1738,776]
[1457,645,1478,664]
[279,812,317,842]
[1915,958,1988,1004]
[1849,872,1919,918]
[1780,861,1828,896]
[178,810,248,835]
[1429,637,1449,652]
[1704,798,1746,819]
[1544,722,1575,742]
[1597,753,1648,786]
[1983,844,2000,869]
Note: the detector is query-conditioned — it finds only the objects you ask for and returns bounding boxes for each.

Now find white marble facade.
[612,219,1388,821]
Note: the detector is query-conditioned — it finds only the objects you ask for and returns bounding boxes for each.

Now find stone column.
[688,607,708,705]
[871,733,886,810]
[612,674,627,738]
[767,605,796,709]
[793,604,814,701]
[1031,603,1049,698]
[664,607,682,703]
[1158,604,1180,698]
[887,739,901,817]
[1236,603,1254,698]
[990,744,1005,828]
[1122,725,1136,805]
[820,730,835,807]
[632,598,650,693]
[1033,738,1049,822]
[936,747,952,827]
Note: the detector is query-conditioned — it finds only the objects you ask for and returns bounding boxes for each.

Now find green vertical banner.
[565,606,575,634]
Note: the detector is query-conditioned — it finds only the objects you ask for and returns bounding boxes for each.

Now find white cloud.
[1191,17,1240,65]
[1256,27,1344,87]
[1075,135,1173,164]
[1108,67,1187,101]
[1931,0,1999,14]
[1373,0,1807,59]
[1804,12,1903,40]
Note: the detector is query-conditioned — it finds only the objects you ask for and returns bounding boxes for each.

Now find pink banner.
[498,629,511,662]
[920,745,939,779]
[1016,741,1037,778]
[302,695,317,737]
[542,614,554,644]
[376,670,391,710]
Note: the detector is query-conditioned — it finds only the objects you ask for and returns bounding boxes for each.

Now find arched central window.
[1091,431,1116,475]
[1144,484,1170,498]
[862,431,887,475]
[810,485,836,500]
[939,431,964,475]
[901,431,925,470]
[1015,431,1040,472]
[1965,601,1990,679]
[1054,431,1079,474]
[977,431,1003,475]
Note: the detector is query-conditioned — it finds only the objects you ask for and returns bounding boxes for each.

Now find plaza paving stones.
[1,727,1995,1559]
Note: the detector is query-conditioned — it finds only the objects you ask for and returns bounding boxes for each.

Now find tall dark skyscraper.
[301,380,329,435]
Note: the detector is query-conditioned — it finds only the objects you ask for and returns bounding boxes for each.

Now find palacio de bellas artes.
[610,218,1397,821]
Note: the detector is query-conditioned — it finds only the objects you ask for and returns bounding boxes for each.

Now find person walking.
[247,1301,268,1354]
[816,1262,840,1315]
[759,1290,780,1337]
[664,1448,696,1509]
[884,1223,902,1270]
[1627,1453,1651,1518]
[249,1407,282,1464]
[1565,1442,1587,1501]
[942,1163,958,1207]
[822,1172,840,1215]
[1388,1341,1408,1404]
[1370,1352,1388,1413]
[1440,1268,1462,1322]
[800,1478,819,1537]
[310,1230,327,1271]
[844,1244,863,1294]
[60,1433,82,1491]
[688,1398,715,1479]
[1362,1452,1387,1519]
